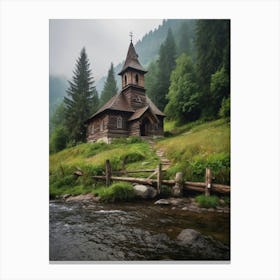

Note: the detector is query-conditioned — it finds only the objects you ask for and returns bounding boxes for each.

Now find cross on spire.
[129,31,133,42]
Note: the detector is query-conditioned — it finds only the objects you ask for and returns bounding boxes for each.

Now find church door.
[140,118,149,136]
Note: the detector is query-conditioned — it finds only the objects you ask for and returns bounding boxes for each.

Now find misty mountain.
[96,19,196,93]
[50,19,196,119]
[49,75,68,116]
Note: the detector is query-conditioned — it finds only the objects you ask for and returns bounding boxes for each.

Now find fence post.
[205,167,212,196]
[105,159,112,187]
[157,163,162,194]
[172,172,183,197]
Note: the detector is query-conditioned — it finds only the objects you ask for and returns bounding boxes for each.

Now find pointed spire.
[118,39,147,75]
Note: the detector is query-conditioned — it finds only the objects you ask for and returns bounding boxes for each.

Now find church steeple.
[118,38,147,91]
[118,41,147,75]
[118,37,148,109]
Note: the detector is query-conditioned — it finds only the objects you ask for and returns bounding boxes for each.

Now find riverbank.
[51,194,230,214]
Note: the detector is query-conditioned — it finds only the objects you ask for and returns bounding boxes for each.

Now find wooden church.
[86,39,165,143]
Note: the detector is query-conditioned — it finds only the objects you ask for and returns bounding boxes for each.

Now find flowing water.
[49,200,230,261]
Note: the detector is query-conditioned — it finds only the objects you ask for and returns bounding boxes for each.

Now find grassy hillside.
[159,119,230,185]
[49,138,159,198]
[49,119,230,198]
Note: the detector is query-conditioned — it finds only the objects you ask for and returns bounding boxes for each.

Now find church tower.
[118,37,148,110]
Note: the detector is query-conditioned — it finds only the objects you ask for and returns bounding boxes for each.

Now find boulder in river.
[133,184,157,199]
[154,199,171,205]
[65,193,100,202]
[176,229,230,260]
[155,198,184,206]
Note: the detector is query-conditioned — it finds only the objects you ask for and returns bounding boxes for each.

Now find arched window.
[117,116,123,129]
[124,75,127,85]
[135,74,139,85]
[100,120,104,132]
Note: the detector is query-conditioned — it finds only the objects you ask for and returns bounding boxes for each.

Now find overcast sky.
[50,19,163,80]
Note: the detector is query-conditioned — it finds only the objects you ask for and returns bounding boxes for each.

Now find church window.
[100,120,104,131]
[135,74,139,85]
[124,75,127,85]
[117,116,123,128]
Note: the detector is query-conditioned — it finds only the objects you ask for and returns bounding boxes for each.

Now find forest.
[49,19,230,153]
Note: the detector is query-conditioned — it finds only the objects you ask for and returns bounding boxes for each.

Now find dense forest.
[50,19,230,153]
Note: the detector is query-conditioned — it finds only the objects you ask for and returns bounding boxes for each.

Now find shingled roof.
[87,92,134,121]
[87,93,165,122]
[118,42,147,75]
[128,105,159,122]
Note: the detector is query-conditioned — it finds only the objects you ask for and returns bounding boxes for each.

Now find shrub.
[111,136,143,145]
[49,126,68,154]
[195,195,219,208]
[163,131,173,137]
[94,182,135,203]
[219,97,230,118]
[127,136,143,144]
[121,151,145,164]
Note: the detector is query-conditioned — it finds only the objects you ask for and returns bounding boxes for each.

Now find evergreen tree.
[165,53,201,123]
[100,63,118,106]
[145,60,159,103]
[178,21,191,56]
[195,20,230,117]
[64,47,99,143]
[49,102,68,153]
[154,28,177,111]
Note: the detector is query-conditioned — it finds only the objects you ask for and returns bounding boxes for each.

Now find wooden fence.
[92,160,230,196]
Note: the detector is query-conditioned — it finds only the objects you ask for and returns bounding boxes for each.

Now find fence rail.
[92,160,230,196]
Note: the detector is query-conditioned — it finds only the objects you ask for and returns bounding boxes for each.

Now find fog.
[50,19,162,80]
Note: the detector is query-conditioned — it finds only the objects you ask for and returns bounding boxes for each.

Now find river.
[49,200,230,261]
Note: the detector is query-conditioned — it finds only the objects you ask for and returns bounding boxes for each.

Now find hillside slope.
[50,119,230,198]
[159,119,230,185]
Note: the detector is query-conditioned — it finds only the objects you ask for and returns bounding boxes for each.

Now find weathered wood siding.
[129,120,140,136]
[87,114,109,142]
[87,111,133,142]
[123,87,147,110]
[107,112,130,138]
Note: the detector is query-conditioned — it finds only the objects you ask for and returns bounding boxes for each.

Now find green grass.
[49,137,159,198]
[92,182,135,202]
[50,119,230,199]
[158,119,230,184]
[195,195,220,208]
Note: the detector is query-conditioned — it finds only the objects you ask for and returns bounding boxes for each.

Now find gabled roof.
[118,42,147,75]
[87,92,134,121]
[128,106,149,121]
[128,105,159,123]
[87,92,166,122]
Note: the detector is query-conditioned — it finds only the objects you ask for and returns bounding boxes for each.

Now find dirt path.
[148,140,171,170]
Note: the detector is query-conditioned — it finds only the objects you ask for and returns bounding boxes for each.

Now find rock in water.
[177,229,201,245]
[65,193,100,202]
[154,199,171,205]
[133,185,157,199]
[177,229,230,260]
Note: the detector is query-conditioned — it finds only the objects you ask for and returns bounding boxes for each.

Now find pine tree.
[100,63,118,106]
[64,47,99,143]
[145,60,159,103]
[195,20,230,117]
[154,28,177,111]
